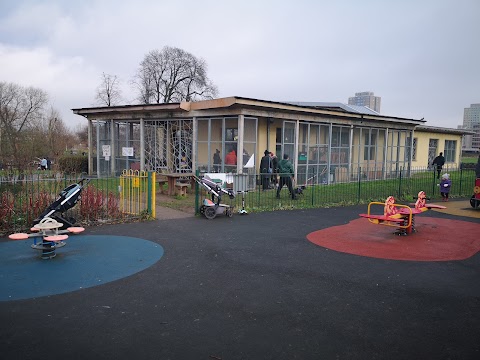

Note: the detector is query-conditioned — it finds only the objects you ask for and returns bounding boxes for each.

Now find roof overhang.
[415,125,474,136]
[72,96,426,126]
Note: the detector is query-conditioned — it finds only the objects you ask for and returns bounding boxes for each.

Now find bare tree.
[133,46,218,104]
[75,124,89,145]
[0,82,48,168]
[95,72,123,106]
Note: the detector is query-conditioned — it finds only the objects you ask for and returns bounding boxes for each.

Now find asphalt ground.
[0,200,479,360]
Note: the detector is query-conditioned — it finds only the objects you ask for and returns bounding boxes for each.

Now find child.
[439,173,452,201]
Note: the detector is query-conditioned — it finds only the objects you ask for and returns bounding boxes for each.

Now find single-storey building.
[72,97,469,187]
[412,125,474,170]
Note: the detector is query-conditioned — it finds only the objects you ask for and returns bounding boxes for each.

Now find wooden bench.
[175,181,190,196]
[157,172,168,194]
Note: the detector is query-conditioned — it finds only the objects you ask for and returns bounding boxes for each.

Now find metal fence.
[1,166,477,235]
[197,166,478,213]
[0,172,138,235]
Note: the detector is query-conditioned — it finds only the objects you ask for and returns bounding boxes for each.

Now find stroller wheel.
[226,209,233,217]
[204,206,216,219]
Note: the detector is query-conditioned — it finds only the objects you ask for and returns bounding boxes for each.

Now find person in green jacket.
[276,153,296,200]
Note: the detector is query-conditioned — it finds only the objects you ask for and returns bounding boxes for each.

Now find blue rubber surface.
[0,235,164,301]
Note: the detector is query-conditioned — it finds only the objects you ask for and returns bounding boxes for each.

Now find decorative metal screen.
[144,119,193,173]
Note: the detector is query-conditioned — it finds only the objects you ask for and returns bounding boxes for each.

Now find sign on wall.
[122,147,134,157]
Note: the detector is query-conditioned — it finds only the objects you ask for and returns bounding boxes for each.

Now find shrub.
[57,155,88,174]
[79,185,121,222]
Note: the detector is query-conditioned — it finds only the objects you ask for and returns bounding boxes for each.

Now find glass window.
[364,131,376,160]
[444,140,456,162]
[405,137,417,161]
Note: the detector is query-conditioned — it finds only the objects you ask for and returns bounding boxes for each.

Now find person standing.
[40,157,47,170]
[432,152,445,179]
[439,173,452,201]
[260,150,271,191]
[270,152,279,188]
[213,149,222,172]
[276,154,296,200]
[225,148,237,172]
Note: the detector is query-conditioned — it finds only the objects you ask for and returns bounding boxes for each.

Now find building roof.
[72,96,426,126]
[415,125,474,135]
[285,102,380,115]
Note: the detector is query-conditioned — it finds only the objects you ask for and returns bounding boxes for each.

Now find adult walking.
[432,152,445,179]
[276,154,296,200]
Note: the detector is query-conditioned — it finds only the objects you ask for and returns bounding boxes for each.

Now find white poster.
[102,145,111,157]
[122,147,134,156]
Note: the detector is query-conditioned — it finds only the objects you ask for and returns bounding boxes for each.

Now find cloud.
[0,0,479,129]
[0,44,98,128]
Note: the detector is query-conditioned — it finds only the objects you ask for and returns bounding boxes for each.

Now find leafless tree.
[132,46,218,104]
[95,72,123,106]
[0,82,48,168]
[75,124,89,145]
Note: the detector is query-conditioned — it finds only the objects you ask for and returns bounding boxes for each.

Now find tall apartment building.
[463,103,480,150]
[348,91,381,113]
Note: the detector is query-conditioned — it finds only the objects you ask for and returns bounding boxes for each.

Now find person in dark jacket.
[260,150,272,190]
[270,152,279,188]
[213,149,221,172]
[432,152,445,179]
[276,154,296,200]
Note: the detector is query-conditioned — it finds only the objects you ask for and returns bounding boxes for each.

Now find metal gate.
[119,170,156,217]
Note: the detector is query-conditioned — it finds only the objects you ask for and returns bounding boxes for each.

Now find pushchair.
[33,178,90,229]
[193,175,235,219]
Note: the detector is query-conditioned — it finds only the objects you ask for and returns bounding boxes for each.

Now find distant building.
[348,91,381,113]
[463,104,480,151]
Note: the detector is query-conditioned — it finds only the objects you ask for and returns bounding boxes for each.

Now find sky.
[0,0,479,130]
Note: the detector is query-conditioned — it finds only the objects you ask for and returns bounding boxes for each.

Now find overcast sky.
[1,0,479,130]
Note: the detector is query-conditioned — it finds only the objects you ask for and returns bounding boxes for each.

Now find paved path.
[155,204,194,219]
[1,203,479,359]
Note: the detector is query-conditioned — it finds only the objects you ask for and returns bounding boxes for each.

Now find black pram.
[193,175,235,219]
[33,178,90,229]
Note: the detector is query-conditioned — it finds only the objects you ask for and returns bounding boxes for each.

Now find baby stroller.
[193,175,235,219]
[33,178,90,229]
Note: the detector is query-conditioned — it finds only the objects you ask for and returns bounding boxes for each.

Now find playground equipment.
[359,192,446,236]
[193,175,235,219]
[359,196,413,236]
[8,217,85,259]
[471,178,480,208]
[33,178,90,229]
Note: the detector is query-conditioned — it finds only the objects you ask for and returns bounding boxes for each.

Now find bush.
[57,155,88,174]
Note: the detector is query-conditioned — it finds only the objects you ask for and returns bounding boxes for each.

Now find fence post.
[459,164,463,196]
[432,169,437,198]
[398,167,402,199]
[195,169,199,215]
[357,167,361,204]
[147,171,155,218]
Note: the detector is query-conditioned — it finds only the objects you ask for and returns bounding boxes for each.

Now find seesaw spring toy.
[359,192,446,236]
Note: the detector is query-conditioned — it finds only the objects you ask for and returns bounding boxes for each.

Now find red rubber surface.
[307,217,480,261]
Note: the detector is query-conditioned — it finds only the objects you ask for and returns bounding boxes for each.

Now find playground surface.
[0,199,479,359]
